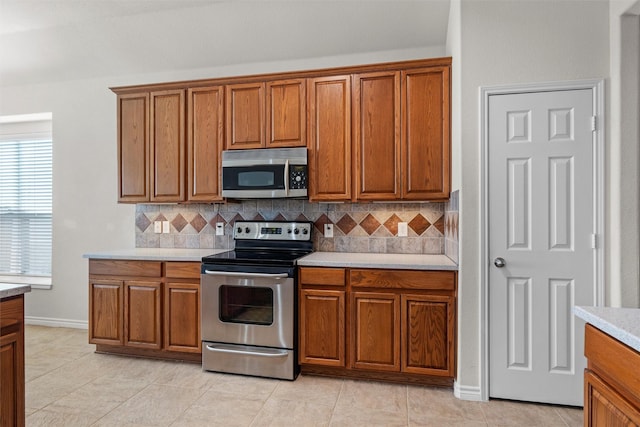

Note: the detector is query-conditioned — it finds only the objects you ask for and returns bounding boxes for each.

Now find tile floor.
[24,325,583,426]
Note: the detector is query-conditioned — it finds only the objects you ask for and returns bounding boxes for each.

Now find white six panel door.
[488,89,594,405]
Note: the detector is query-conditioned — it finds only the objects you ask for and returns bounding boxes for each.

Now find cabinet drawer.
[300,268,346,287]
[89,260,162,277]
[165,262,201,279]
[585,324,640,408]
[350,269,455,291]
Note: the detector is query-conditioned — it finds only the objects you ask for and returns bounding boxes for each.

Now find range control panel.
[233,221,312,241]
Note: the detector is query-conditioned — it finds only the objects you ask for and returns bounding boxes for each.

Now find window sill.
[0,275,51,290]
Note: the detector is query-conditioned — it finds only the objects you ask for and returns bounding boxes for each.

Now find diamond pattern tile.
[190,214,208,233]
[409,214,431,236]
[433,216,445,235]
[209,214,226,228]
[383,214,402,235]
[154,214,167,222]
[274,213,287,221]
[314,213,332,232]
[230,213,245,225]
[296,213,309,222]
[136,214,151,232]
[336,214,357,235]
[172,214,188,232]
[359,214,381,235]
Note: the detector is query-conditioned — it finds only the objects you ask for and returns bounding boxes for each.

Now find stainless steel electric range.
[200,220,313,380]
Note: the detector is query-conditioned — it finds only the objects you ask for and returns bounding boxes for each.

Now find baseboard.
[25,316,88,330]
[454,381,484,401]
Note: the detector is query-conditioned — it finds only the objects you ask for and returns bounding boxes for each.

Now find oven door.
[201,270,294,349]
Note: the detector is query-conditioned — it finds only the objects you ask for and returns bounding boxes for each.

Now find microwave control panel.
[289,165,308,189]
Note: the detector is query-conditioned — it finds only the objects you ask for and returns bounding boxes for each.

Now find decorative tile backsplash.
[135,200,455,256]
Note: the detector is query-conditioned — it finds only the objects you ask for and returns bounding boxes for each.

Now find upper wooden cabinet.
[353,71,401,200]
[307,75,352,202]
[118,93,149,202]
[401,67,450,200]
[226,79,306,150]
[187,86,224,202]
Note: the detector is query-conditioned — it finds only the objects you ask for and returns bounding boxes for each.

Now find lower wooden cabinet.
[0,295,25,427]
[299,266,456,386]
[584,324,640,426]
[88,259,201,361]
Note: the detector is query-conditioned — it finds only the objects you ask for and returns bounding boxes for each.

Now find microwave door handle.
[284,159,289,196]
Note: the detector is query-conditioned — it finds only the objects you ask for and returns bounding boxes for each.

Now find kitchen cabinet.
[187,86,224,202]
[226,79,306,150]
[88,259,201,361]
[307,75,352,201]
[584,324,640,426]
[299,267,346,367]
[298,266,456,386]
[1,295,25,427]
[117,93,149,202]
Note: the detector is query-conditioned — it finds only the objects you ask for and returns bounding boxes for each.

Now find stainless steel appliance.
[201,220,313,380]
[221,147,308,199]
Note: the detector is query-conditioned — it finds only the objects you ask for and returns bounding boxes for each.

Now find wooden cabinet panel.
[1,295,25,427]
[164,282,201,353]
[226,83,265,149]
[124,281,162,350]
[353,71,401,200]
[402,67,450,200]
[165,262,201,279]
[187,86,224,201]
[299,267,345,287]
[267,79,306,148]
[118,93,149,202]
[89,260,162,277]
[351,291,400,372]
[585,371,640,426]
[307,75,352,201]
[299,289,345,366]
[89,279,123,345]
[401,294,455,376]
[150,90,185,202]
[350,269,456,291]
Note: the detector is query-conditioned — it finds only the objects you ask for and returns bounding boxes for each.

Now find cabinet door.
[401,294,455,376]
[124,280,162,349]
[89,279,124,345]
[118,93,149,202]
[0,333,18,427]
[226,82,265,149]
[307,75,352,201]
[401,67,450,200]
[351,291,400,371]
[353,71,401,201]
[150,90,185,202]
[164,282,201,353]
[585,371,640,426]
[267,79,306,148]
[299,289,345,366]
[187,86,224,201]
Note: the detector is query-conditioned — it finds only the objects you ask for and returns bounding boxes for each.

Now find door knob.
[494,257,506,268]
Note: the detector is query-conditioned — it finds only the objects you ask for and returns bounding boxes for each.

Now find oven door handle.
[204,270,289,280]
[206,344,289,358]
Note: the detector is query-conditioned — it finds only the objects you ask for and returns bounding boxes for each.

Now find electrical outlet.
[153,221,162,234]
[162,221,170,234]
[397,222,408,237]
[324,223,334,238]
[216,222,225,236]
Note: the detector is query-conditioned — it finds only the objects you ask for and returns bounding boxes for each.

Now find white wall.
[0,46,444,327]
[456,0,610,398]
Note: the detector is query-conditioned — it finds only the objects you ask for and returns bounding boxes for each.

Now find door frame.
[479,79,605,401]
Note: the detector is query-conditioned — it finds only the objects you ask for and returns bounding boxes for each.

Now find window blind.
[0,114,52,279]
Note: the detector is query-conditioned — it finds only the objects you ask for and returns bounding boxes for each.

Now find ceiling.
[0,0,451,87]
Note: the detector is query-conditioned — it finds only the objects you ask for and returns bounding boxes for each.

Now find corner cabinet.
[299,266,456,386]
[583,324,640,426]
[88,259,201,361]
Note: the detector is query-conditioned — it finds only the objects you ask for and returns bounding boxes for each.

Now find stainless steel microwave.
[221,147,308,199]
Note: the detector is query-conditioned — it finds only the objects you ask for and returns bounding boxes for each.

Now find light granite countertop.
[574,306,640,353]
[0,283,31,299]
[82,248,229,262]
[297,252,457,271]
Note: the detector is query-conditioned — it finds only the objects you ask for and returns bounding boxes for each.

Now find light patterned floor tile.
[251,397,334,427]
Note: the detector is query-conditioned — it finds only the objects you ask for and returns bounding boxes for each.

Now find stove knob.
[302,228,308,235]
[294,228,299,235]
[287,228,292,234]
[236,227,242,234]
[245,227,251,234]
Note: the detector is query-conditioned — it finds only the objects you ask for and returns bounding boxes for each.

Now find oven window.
[219,285,274,325]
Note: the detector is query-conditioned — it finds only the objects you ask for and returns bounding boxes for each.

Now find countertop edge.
[0,284,32,299]
[574,306,640,353]
[297,252,458,271]
[83,249,229,262]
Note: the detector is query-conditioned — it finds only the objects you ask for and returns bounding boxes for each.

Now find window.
[0,113,52,289]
